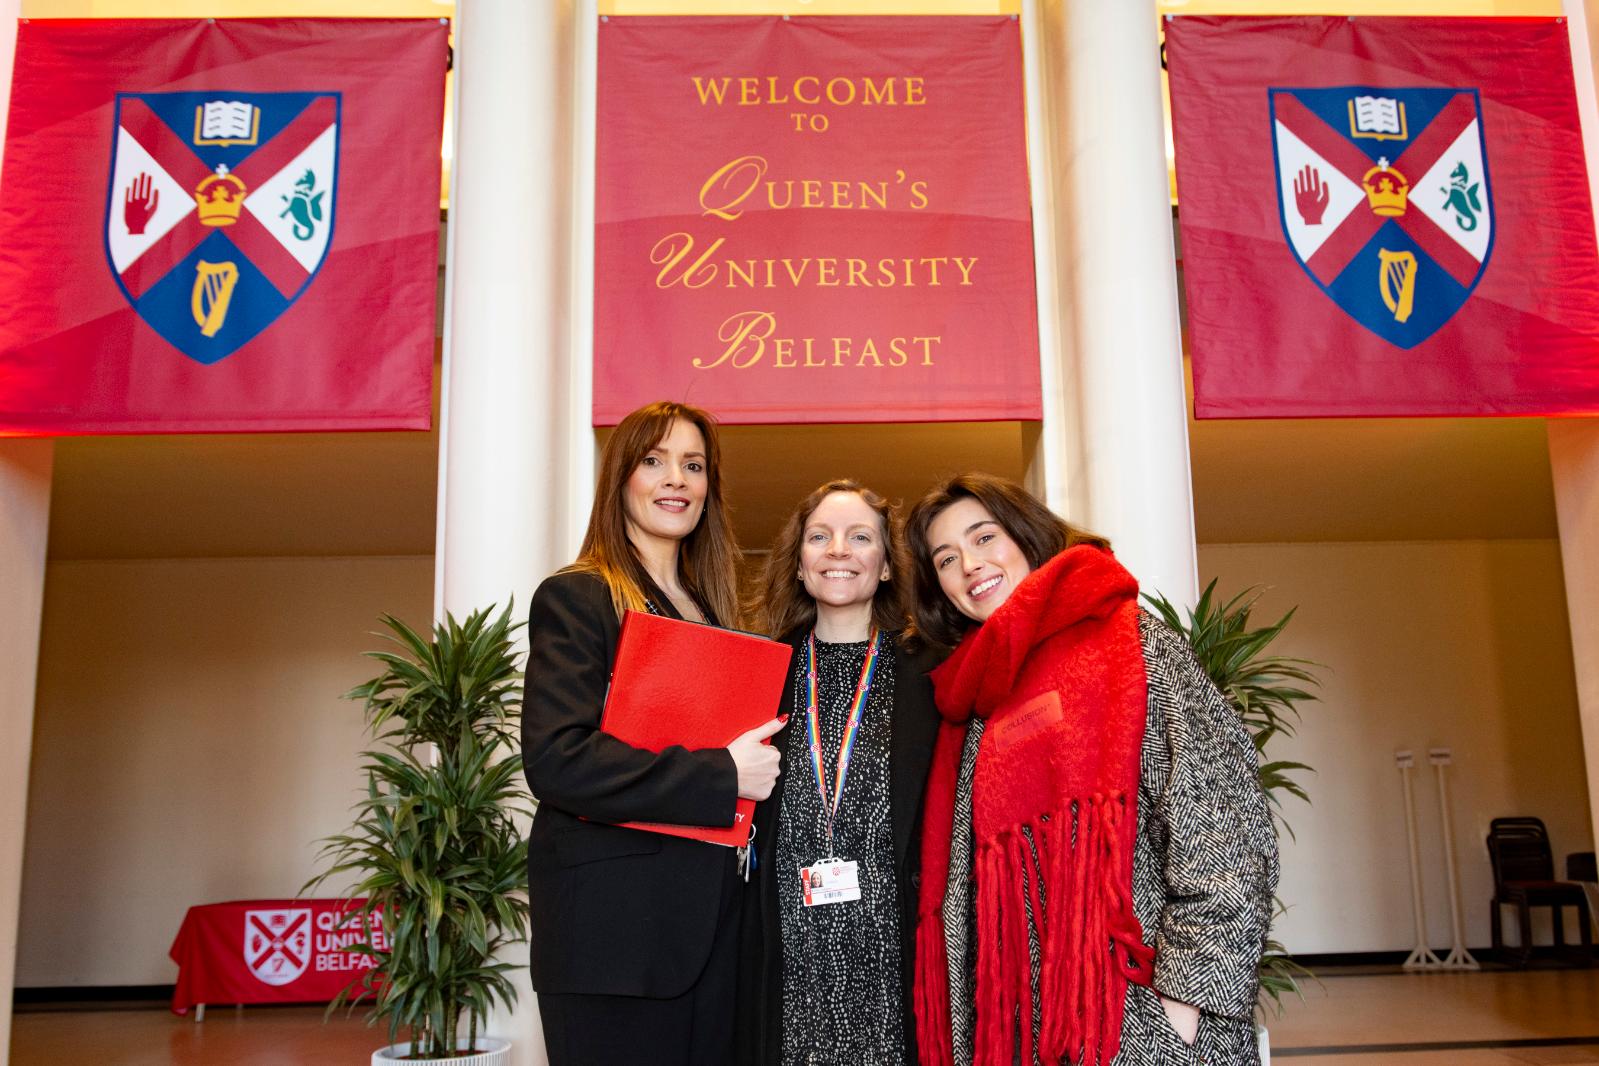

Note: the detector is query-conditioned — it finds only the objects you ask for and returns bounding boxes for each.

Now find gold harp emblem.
[191,260,240,338]
[1378,249,1418,324]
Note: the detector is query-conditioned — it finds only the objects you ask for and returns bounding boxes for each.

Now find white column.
[437,2,585,1064]
[1555,0,1599,847]
[0,442,53,1066]
[1033,0,1199,608]
[0,6,50,1063]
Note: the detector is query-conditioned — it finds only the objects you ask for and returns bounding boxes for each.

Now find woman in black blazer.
[736,479,941,1065]
[523,401,784,1066]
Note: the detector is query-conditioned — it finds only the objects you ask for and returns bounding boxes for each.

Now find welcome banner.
[1167,17,1599,418]
[594,16,1039,425]
[0,19,446,435]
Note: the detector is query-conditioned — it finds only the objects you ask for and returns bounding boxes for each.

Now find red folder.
[599,610,793,847]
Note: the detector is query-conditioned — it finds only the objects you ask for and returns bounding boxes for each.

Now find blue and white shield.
[104,91,340,364]
[1269,86,1493,348]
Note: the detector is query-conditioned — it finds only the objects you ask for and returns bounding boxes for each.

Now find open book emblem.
[194,100,260,146]
[1270,85,1494,349]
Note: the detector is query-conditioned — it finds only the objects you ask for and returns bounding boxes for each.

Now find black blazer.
[734,630,942,1065]
[523,570,742,998]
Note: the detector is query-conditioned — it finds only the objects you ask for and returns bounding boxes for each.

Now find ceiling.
[45,377,1559,561]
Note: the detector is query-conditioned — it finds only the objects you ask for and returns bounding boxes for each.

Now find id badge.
[799,859,861,907]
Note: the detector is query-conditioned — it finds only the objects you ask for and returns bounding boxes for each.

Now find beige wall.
[1199,539,1593,954]
[16,555,431,987]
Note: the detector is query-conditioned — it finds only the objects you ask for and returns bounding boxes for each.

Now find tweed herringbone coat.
[939,611,1279,1066]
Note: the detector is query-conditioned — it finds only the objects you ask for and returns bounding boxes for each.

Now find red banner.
[594,16,1039,425]
[168,899,384,1015]
[0,19,446,435]
[1167,17,1599,418]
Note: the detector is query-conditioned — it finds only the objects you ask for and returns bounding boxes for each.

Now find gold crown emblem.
[195,165,247,226]
[1361,158,1409,217]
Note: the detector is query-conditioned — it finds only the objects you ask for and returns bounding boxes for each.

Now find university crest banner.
[0,19,447,434]
[1166,17,1599,418]
[594,16,1039,425]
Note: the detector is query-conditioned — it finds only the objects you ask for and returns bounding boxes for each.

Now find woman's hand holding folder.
[729,715,787,800]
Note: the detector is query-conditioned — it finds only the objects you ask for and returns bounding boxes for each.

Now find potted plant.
[1144,581,1322,1065]
[307,603,531,1064]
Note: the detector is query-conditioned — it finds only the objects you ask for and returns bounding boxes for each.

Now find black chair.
[1569,851,1597,883]
[1487,816,1593,967]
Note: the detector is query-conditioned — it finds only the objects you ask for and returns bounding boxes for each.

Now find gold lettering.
[826,77,857,106]
[915,336,940,365]
[877,259,897,286]
[800,180,823,208]
[888,338,909,366]
[691,77,730,105]
[863,77,896,106]
[817,258,838,287]
[765,75,790,105]
[857,338,883,367]
[738,77,760,105]
[774,336,797,368]
[651,232,724,289]
[782,259,812,286]
[859,183,887,210]
[909,181,929,210]
[700,155,766,221]
[954,257,978,285]
[695,310,775,369]
[795,76,821,105]
[905,77,926,105]
[922,257,947,286]
[803,338,826,368]
[727,260,757,288]
[832,337,851,366]
[847,259,868,286]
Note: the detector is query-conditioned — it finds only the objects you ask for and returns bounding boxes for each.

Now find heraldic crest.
[1270,86,1494,348]
[105,91,341,364]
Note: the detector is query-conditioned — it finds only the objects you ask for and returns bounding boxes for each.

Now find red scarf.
[913,545,1155,1066]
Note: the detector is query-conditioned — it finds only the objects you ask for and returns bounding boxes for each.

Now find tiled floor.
[10,968,1599,1064]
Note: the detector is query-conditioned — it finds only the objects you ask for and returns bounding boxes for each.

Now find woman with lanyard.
[737,480,941,1066]
[523,401,785,1066]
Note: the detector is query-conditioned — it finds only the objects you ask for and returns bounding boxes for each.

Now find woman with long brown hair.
[522,401,784,1066]
[736,479,941,1066]
[903,473,1277,1066]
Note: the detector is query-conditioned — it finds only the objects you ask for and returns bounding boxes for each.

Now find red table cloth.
[168,899,382,1015]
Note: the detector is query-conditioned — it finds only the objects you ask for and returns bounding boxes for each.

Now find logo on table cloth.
[104,92,341,364]
[244,907,313,985]
[1269,87,1494,348]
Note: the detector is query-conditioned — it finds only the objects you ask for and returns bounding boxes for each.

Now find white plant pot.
[372,1036,512,1066]
[1257,1024,1271,1066]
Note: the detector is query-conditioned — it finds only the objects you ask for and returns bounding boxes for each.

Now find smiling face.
[798,491,891,614]
[926,496,1033,624]
[622,418,708,549]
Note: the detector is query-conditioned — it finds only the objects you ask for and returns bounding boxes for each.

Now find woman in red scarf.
[904,474,1277,1066]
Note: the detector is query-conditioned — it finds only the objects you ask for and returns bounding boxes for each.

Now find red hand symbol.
[1293,165,1329,226]
[123,173,158,235]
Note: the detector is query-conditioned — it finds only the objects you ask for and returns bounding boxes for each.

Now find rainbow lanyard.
[805,627,882,853]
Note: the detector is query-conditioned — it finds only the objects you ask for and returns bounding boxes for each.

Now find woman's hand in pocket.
[1159,994,1200,1047]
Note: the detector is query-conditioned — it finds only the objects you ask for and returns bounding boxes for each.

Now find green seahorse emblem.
[279,169,325,241]
[1441,162,1482,232]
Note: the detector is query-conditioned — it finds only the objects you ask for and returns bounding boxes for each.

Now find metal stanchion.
[1430,748,1480,970]
[1398,750,1443,970]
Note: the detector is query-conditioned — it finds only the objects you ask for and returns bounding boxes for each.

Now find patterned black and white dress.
[774,636,906,1066]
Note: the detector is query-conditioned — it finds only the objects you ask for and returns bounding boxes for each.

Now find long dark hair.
[566,401,741,627]
[904,472,1109,650]
[751,479,909,639]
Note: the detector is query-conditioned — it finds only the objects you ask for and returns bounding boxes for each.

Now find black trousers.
[537,869,740,1066]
